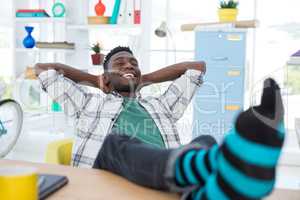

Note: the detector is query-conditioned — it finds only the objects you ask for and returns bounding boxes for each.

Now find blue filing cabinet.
[193,28,247,143]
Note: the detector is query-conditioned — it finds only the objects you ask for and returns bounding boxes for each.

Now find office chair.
[45,138,73,165]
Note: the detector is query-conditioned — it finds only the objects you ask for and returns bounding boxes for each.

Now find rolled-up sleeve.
[38,69,88,117]
[159,69,203,122]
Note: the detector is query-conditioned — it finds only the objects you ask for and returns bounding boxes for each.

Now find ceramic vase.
[95,0,106,16]
[23,26,35,48]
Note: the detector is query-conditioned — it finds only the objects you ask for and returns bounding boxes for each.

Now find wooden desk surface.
[1,159,299,200]
[0,159,179,200]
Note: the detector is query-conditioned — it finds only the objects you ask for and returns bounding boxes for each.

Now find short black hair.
[103,46,133,71]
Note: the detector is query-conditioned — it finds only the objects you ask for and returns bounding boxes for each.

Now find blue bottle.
[23,26,35,48]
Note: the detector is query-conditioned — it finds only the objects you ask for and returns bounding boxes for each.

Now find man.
[94,78,285,200]
[35,46,206,168]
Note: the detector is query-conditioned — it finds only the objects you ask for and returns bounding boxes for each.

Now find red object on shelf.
[134,0,141,24]
[134,10,141,24]
[94,0,106,16]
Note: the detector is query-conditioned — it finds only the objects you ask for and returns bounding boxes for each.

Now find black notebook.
[38,174,69,200]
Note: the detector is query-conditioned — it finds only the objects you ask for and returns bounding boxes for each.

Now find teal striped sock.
[176,78,285,200]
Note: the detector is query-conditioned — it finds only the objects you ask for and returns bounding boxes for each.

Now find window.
[0,2,13,99]
[148,1,299,146]
[254,0,300,133]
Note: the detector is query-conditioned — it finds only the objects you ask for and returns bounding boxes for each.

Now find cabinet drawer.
[192,99,242,142]
[197,66,245,102]
[195,31,246,66]
[193,99,242,120]
[192,117,234,143]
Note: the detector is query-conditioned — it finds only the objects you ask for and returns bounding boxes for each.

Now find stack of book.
[287,49,300,65]
[16,9,50,18]
[114,0,141,24]
[36,42,75,49]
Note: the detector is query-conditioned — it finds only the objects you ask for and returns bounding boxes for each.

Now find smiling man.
[35,46,206,168]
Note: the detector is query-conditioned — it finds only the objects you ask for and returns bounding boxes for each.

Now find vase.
[95,0,106,16]
[23,26,35,48]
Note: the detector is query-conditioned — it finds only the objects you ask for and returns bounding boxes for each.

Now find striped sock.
[175,78,285,200]
[174,145,219,187]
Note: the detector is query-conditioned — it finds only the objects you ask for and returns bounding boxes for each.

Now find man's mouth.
[122,73,136,79]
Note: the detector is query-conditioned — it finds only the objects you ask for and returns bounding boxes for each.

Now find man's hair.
[103,46,133,71]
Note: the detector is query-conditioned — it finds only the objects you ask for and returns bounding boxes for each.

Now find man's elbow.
[34,63,44,77]
[197,61,206,74]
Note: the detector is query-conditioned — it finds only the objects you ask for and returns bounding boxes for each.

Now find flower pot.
[91,53,104,65]
[218,8,238,22]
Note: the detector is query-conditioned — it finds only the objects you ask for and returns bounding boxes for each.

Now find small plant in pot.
[91,42,105,65]
[218,0,239,22]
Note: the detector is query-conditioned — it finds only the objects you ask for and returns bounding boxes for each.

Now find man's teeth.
[122,73,135,78]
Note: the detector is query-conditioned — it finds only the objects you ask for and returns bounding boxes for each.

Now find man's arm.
[35,63,111,93]
[141,61,206,85]
[35,63,98,87]
[35,63,107,117]
[155,62,206,122]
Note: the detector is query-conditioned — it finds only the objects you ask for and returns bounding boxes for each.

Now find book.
[117,0,127,24]
[291,49,300,57]
[88,16,109,24]
[36,42,75,49]
[16,9,50,17]
[109,0,121,24]
[134,0,141,24]
[287,49,300,65]
[126,0,134,24]
[16,12,49,17]
[38,174,68,200]
[16,9,47,13]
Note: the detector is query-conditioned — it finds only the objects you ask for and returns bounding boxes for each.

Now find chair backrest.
[45,138,73,165]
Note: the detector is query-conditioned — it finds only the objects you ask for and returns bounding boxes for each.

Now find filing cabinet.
[193,28,247,143]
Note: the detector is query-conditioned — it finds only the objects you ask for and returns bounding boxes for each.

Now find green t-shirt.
[112,97,165,148]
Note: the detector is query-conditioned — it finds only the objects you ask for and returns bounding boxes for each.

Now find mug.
[0,166,38,200]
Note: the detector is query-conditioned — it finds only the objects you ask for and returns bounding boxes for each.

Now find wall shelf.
[15,48,74,53]
[15,17,66,24]
[67,24,142,31]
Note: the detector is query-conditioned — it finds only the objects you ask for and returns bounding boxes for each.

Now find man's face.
[106,52,142,93]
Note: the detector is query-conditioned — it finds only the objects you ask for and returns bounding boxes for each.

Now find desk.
[0,159,179,200]
[1,159,299,200]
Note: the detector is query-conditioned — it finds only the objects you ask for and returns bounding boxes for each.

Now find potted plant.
[91,42,105,65]
[218,0,239,22]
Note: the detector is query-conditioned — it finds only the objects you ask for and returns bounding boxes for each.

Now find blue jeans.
[93,133,217,191]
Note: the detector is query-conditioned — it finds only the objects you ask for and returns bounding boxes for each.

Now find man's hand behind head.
[97,73,113,94]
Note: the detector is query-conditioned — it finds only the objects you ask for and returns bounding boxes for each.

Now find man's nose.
[123,62,134,70]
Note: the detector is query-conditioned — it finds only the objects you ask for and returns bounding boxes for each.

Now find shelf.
[67,24,142,31]
[15,48,74,53]
[15,17,66,24]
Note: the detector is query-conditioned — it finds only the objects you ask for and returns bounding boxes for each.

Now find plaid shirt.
[39,69,203,168]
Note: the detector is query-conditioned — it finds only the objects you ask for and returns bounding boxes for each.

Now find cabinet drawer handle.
[211,56,228,61]
[225,105,240,111]
[227,70,241,77]
[227,34,243,41]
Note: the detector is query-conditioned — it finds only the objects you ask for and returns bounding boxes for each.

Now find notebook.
[38,174,69,200]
